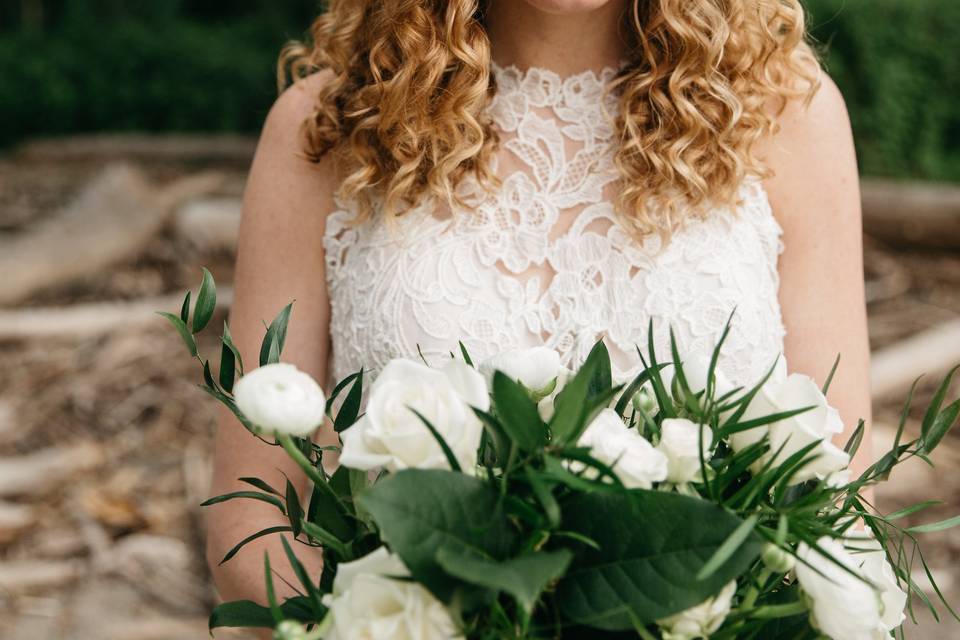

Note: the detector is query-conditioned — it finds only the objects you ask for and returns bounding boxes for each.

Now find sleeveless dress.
[322,61,787,390]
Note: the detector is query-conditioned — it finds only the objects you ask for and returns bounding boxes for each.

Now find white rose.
[479,347,564,398]
[233,363,326,437]
[680,353,736,398]
[338,358,488,473]
[731,373,850,484]
[575,409,668,489]
[657,418,713,484]
[657,580,736,640]
[321,547,462,640]
[796,535,906,640]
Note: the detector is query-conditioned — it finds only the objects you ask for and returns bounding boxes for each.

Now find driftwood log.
[0,164,227,306]
[0,288,233,340]
[871,319,960,401]
[861,179,960,250]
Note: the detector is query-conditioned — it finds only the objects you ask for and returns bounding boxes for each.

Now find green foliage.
[805,0,960,180]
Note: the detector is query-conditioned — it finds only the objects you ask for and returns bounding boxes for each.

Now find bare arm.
[205,72,338,619]
[759,71,874,480]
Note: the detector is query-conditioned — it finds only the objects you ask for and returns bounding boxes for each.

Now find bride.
[205,0,872,622]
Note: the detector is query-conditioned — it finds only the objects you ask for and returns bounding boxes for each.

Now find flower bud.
[762,543,796,573]
[273,620,307,640]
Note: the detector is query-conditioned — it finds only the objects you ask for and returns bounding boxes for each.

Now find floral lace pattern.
[323,62,786,390]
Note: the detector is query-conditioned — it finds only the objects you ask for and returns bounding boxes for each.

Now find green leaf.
[219,339,236,393]
[280,535,324,615]
[586,339,613,398]
[325,371,361,416]
[493,371,547,452]
[334,368,363,432]
[907,515,960,534]
[696,514,758,580]
[264,553,283,624]
[156,311,197,356]
[921,365,959,441]
[259,301,294,366]
[179,289,191,325]
[200,490,286,515]
[222,321,244,375]
[192,267,217,333]
[208,597,317,630]
[219,526,292,565]
[921,397,960,455]
[526,467,561,528]
[556,490,761,630]
[884,500,943,521]
[844,419,866,456]
[238,476,281,496]
[410,408,462,472]
[300,520,350,558]
[822,353,841,395]
[285,479,303,537]
[459,341,474,367]
[436,547,572,613]
[357,469,516,601]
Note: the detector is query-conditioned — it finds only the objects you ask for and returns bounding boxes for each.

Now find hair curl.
[280,0,821,236]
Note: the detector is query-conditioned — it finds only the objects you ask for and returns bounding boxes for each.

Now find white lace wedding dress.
[323,61,786,390]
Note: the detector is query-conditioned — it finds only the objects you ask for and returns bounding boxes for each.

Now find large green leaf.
[357,469,516,601]
[556,490,761,630]
[208,596,319,630]
[493,371,547,452]
[192,267,217,333]
[436,547,572,613]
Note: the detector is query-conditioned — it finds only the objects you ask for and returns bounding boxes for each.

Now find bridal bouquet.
[163,270,960,639]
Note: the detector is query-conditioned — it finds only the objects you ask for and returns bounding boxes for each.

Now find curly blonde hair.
[280,0,820,236]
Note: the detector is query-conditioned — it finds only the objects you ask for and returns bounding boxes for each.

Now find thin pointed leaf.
[219,339,236,393]
[921,397,960,455]
[459,341,474,367]
[219,526,292,565]
[697,515,759,580]
[259,302,294,366]
[822,353,841,395]
[156,311,197,356]
[409,407,462,472]
[239,477,282,496]
[201,490,286,514]
[179,289,191,325]
[285,479,303,537]
[280,535,323,614]
[493,371,547,452]
[907,515,960,534]
[334,368,363,432]
[921,365,959,440]
[264,553,283,624]
[192,267,217,333]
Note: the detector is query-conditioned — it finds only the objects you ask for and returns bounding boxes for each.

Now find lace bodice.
[323,61,786,390]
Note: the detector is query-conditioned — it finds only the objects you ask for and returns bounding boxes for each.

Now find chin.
[519,0,621,15]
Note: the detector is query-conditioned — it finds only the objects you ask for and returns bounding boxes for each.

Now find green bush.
[806,0,960,181]
[0,0,957,181]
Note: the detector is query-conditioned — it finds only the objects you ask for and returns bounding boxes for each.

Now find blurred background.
[0,1,958,638]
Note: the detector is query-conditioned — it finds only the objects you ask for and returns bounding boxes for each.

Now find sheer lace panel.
[323,61,786,389]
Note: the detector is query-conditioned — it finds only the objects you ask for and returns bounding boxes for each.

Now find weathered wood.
[15,133,256,165]
[0,288,233,340]
[0,164,227,306]
[871,319,960,400]
[862,179,960,249]
[174,197,241,251]
[0,442,103,497]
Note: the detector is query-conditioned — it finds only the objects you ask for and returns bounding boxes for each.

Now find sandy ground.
[1,151,959,639]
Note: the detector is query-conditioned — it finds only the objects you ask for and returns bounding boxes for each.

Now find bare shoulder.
[242,69,339,237]
[757,66,862,233]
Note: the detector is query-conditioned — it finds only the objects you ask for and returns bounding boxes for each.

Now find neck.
[484,1,628,75]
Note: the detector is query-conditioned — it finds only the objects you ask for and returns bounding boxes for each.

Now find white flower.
[575,409,668,489]
[657,418,713,484]
[479,347,564,398]
[657,580,736,640]
[233,363,326,437]
[731,373,850,485]
[338,359,488,473]
[321,547,462,640]
[796,535,906,640]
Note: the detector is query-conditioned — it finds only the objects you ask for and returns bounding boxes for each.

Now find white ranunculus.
[657,580,736,640]
[338,359,488,473]
[233,363,326,437]
[479,347,564,398]
[657,418,713,484]
[575,409,668,489]
[796,535,906,640]
[731,373,850,484]
[321,547,463,640]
